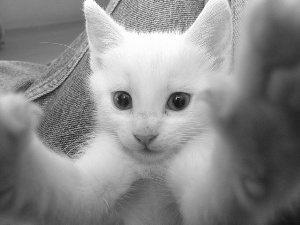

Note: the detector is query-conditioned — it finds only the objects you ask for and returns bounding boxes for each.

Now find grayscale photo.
[1,0,300,224]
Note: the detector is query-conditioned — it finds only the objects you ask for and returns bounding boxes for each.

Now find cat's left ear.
[184,0,233,66]
[84,0,125,55]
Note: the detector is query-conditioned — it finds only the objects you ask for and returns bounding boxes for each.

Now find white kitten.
[1,0,300,224]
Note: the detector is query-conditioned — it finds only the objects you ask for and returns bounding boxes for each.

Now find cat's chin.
[122,145,175,165]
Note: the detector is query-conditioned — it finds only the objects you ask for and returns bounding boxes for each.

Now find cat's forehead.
[103,32,209,92]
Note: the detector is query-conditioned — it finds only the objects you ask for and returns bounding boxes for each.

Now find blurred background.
[0,0,110,64]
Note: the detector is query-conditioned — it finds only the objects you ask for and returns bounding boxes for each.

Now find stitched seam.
[106,0,122,15]
[24,0,121,101]
[25,42,88,100]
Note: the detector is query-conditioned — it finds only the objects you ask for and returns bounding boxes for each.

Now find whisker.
[40,42,77,51]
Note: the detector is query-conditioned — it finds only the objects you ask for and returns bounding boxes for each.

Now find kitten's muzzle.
[134,134,157,147]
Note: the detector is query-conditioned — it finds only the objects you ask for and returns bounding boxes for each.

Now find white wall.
[0,0,109,30]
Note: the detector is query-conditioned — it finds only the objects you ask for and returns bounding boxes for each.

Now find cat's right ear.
[184,0,233,68]
[84,0,125,55]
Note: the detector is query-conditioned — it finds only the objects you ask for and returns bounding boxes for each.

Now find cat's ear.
[83,0,125,55]
[184,0,233,66]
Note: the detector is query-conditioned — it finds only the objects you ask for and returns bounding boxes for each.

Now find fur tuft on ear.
[184,0,233,68]
[83,0,125,55]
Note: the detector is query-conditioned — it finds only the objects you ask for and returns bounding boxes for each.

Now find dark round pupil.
[117,93,130,107]
[173,95,185,109]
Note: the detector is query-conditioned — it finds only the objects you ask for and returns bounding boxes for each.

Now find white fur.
[84,0,235,224]
[1,0,300,224]
[0,0,246,224]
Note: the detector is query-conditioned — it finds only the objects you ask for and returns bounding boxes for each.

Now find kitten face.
[84,0,232,164]
[90,34,212,164]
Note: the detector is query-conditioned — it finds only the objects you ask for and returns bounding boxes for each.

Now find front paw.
[0,95,41,211]
[0,94,41,158]
[76,134,139,212]
[209,0,300,214]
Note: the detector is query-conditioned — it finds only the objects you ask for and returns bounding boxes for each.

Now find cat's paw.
[0,94,40,135]
[77,134,139,213]
[0,94,41,154]
[0,94,41,212]
[208,0,300,219]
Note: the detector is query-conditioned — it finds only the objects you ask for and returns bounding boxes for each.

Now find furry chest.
[116,179,182,225]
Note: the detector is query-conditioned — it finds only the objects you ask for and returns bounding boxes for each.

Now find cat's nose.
[134,134,157,146]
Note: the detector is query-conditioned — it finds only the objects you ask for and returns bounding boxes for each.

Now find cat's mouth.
[121,141,167,164]
[141,147,160,154]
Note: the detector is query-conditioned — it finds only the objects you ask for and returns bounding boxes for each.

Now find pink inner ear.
[185,0,233,59]
[205,22,232,57]
[84,0,125,55]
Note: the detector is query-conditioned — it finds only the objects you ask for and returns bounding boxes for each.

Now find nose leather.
[134,134,157,146]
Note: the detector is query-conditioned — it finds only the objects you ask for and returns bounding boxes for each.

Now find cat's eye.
[113,91,132,110]
[167,92,190,111]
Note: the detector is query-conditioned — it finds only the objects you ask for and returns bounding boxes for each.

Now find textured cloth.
[0,0,299,224]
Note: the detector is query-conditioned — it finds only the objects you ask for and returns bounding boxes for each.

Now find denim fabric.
[0,61,47,94]
[0,0,299,224]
